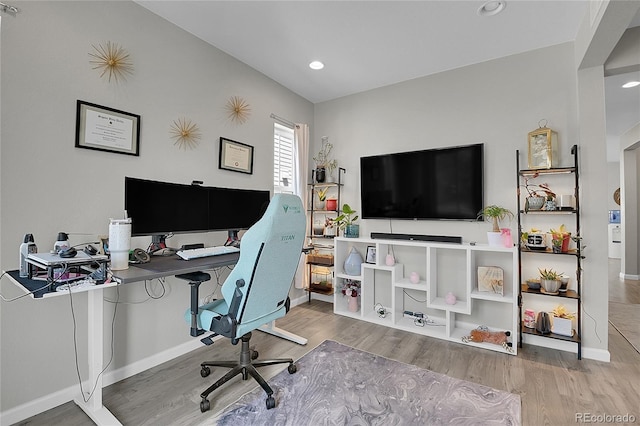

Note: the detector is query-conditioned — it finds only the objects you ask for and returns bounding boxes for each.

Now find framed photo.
[75,100,140,156]
[527,127,553,169]
[219,137,254,174]
[365,246,376,264]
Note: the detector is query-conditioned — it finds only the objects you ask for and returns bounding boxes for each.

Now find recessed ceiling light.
[622,81,640,88]
[478,1,506,16]
[309,61,324,70]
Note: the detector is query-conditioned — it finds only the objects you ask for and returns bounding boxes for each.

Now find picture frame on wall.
[75,100,140,156]
[219,137,254,174]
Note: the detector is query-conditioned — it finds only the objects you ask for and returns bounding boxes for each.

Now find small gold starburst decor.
[225,96,251,124]
[169,118,202,150]
[89,41,134,83]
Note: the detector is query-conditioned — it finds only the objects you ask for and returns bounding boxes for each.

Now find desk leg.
[258,321,307,345]
[73,287,123,425]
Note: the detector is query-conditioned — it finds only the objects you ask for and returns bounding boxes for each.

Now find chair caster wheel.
[266,395,276,409]
[200,366,211,377]
[288,364,297,374]
[251,350,259,360]
[200,399,210,412]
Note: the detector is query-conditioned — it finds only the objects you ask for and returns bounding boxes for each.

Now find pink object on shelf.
[501,228,513,248]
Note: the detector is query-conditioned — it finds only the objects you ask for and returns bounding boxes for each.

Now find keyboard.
[176,245,240,260]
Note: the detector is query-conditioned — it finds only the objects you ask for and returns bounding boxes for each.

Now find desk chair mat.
[132,253,239,273]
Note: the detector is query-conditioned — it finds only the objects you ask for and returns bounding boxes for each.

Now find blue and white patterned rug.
[214,340,521,425]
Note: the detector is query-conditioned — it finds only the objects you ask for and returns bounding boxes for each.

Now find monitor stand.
[225,230,241,248]
[148,234,171,253]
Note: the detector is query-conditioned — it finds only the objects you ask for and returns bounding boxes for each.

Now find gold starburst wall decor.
[169,118,202,150]
[89,41,134,83]
[225,96,251,124]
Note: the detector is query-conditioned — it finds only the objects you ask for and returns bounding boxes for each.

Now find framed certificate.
[527,127,556,169]
[75,100,140,156]
[219,137,254,174]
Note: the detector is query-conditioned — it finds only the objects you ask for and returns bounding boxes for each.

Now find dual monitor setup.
[124,177,270,252]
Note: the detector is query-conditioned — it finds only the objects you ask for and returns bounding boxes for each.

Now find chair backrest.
[220,194,306,334]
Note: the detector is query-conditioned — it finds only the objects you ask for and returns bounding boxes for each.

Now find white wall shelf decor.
[333,237,518,355]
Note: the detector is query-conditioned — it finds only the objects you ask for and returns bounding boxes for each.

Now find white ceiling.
[136,1,640,161]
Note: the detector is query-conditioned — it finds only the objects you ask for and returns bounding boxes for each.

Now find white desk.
[7,252,307,425]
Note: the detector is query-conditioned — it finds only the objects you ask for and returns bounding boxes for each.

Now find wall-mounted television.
[360,143,484,221]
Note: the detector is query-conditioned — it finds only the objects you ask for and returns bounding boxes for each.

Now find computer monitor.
[124,177,270,248]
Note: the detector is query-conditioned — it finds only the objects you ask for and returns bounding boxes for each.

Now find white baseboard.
[619,272,640,280]
[0,336,220,425]
[522,334,610,362]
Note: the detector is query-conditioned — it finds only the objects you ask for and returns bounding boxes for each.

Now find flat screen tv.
[360,143,483,221]
[124,177,270,237]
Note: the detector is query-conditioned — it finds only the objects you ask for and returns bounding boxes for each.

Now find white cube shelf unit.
[334,237,519,355]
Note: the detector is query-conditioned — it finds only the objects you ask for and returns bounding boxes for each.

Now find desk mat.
[6,270,52,298]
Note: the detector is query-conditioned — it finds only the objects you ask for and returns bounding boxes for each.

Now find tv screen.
[360,143,483,221]
[125,177,270,236]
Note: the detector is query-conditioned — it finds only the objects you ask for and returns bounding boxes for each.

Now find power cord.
[0,271,54,302]
[374,303,387,318]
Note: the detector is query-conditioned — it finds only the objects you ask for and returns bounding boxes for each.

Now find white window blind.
[274,123,295,194]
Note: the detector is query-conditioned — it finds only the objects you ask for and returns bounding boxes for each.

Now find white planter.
[487,231,503,247]
[552,316,573,337]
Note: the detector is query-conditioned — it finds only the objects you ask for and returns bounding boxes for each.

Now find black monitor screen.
[125,177,270,237]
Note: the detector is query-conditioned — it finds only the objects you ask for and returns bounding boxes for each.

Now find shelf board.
[307,286,334,295]
[520,247,581,257]
[521,284,578,299]
[429,297,469,314]
[521,322,580,343]
[470,289,514,303]
[519,209,577,215]
[395,279,428,290]
[395,316,447,338]
[519,167,575,175]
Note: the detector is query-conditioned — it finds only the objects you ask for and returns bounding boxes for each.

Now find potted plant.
[538,268,562,294]
[315,187,329,210]
[313,136,337,183]
[551,305,575,336]
[477,205,514,246]
[521,173,555,211]
[333,203,359,238]
[549,224,571,253]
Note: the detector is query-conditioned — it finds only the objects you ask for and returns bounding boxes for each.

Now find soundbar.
[370,232,462,244]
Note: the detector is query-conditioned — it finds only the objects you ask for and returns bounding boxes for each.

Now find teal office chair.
[187,193,306,412]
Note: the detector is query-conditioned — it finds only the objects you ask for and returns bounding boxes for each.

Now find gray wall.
[0,0,312,414]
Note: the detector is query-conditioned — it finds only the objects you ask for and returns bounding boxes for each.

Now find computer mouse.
[59,247,78,258]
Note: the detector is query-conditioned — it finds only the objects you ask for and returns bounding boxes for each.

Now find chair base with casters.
[198,331,297,412]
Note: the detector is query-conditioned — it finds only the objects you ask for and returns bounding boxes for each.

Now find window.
[273,123,295,193]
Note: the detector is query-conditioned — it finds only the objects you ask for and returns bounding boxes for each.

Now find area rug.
[213,340,521,425]
[609,301,640,353]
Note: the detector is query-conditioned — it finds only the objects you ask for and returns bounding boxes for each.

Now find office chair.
[186,193,306,412]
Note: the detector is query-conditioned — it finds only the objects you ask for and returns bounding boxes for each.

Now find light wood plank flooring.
[16,264,640,426]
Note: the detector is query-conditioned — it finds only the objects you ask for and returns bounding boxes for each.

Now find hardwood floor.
[16,264,640,425]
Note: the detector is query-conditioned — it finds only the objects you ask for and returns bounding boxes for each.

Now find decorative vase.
[326,198,337,211]
[344,224,359,238]
[487,231,503,247]
[344,247,363,275]
[526,196,545,211]
[385,254,395,266]
[445,292,457,305]
[559,276,569,292]
[410,272,420,284]
[347,295,359,312]
[315,168,326,183]
[541,279,560,295]
[544,199,557,211]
